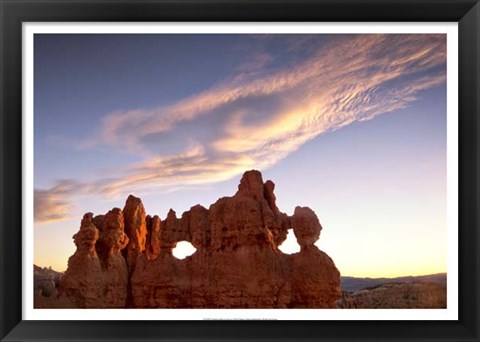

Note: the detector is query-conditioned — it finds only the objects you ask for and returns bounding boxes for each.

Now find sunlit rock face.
[122,195,148,275]
[59,170,341,308]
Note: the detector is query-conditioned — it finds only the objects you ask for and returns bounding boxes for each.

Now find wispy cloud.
[237,52,274,73]
[38,34,447,218]
[99,35,445,149]
[34,180,80,224]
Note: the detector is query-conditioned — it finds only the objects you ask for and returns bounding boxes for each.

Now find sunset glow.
[34,33,447,278]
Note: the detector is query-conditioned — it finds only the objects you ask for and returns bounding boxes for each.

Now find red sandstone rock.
[186,204,210,249]
[263,180,280,215]
[145,215,161,259]
[123,195,148,273]
[59,211,129,308]
[291,206,322,249]
[57,170,341,308]
[94,208,129,258]
[100,208,129,307]
[291,245,340,307]
[59,213,105,307]
[236,169,265,201]
[161,209,192,250]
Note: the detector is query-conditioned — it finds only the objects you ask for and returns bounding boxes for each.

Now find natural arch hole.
[172,241,196,260]
[278,229,301,254]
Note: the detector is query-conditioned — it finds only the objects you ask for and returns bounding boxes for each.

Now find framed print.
[1,0,479,341]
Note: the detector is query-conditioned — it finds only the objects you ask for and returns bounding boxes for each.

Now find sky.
[34,34,447,277]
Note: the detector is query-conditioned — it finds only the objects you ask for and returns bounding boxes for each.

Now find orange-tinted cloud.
[99,34,445,150]
[45,34,447,205]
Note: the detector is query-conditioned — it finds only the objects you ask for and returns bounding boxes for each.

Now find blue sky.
[34,34,447,276]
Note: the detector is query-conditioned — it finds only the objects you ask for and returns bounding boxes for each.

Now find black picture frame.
[1,0,479,341]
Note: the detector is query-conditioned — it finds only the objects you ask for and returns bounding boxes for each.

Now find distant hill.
[341,273,447,292]
[337,282,446,308]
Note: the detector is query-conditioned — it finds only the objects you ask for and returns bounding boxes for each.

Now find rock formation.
[122,195,147,274]
[57,170,341,308]
[59,210,129,308]
[34,265,71,308]
[34,265,62,298]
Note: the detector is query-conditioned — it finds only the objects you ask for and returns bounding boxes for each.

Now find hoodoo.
[58,170,341,308]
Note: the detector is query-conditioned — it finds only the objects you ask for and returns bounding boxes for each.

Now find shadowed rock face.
[58,170,341,308]
[59,210,129,308]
